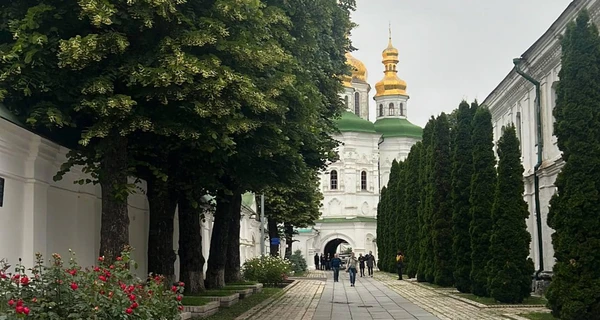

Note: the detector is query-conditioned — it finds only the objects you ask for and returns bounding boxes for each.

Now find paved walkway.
[313,272,440,320]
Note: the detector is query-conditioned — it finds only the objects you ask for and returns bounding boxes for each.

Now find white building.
[293,35,422,265]
[483,0,600,273]
[0,107,262,277]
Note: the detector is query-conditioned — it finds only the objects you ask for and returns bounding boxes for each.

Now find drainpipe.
[513,57,544,279]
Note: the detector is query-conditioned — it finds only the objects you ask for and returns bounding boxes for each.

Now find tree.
[546,10,600,319]
[394,161,408,271]
[404,143,423,278]
[486,125,534,303]
[377,186,389,271]
[469,107,496,297]
[431,113,454,287]
[451,101,477,293]
[418,117,436,283]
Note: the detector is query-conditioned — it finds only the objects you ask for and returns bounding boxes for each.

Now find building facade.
[293,35,422,265]
[483,0,600,273]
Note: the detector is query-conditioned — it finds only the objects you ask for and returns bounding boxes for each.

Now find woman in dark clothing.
[320,254,326,270]
[396,251,404,280]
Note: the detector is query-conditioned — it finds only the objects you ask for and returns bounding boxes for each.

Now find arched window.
[354,92,360,116]
[388,103,395,116]
[379,104,384,117]
[361,171,367,190]
[330,170,338,190]
[399,103,404,116]
[344,96,349,109]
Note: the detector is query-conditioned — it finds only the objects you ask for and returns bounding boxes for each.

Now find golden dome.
[343,52,368,87]
[375,33,408,97]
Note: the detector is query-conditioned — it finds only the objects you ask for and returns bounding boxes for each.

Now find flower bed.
[242,256,292,287]
[181,297,219,319]
[0,248,184,319]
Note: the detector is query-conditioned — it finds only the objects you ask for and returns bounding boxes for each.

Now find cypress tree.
[451,101,476,293]
[469,107,496,296]
[404,143,422,278]
[431,113,454,286]
[418,117,436,283]
[377,186,389,272]
[546,10,600,319]
[487,125,534,303]
[394,161,407,266]
[385,161,400,271]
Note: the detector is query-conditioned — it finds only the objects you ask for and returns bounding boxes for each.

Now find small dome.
[375,37,408,97]
[336,111,377,133]
[374,117,422,138]
[345,52,368,83]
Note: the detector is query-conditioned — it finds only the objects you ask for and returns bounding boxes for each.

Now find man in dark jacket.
[358,253,366,277]
[331,253,342,282]
[366,251,376,277]
[314,253,320,270]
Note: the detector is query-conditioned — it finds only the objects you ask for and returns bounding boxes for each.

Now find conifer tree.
[451,101,476,293]
[487,125,534,303]
[546,10,600,319]
[418,117,436,282]
[377,186,389,272]
[385,161,400,271]
[469,107,496,296]
[404,143,423,278]
[431,113,454,286]
[394,161,408,271]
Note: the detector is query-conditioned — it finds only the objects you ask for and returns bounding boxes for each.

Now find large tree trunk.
[147,174,178,285]
[225,192,243,283]
[206,189,236,289]
[99,134,130,262]
[178,195,206,294]
[268,219,279,257]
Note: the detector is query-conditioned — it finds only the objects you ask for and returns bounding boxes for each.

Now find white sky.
[351,0,572,127]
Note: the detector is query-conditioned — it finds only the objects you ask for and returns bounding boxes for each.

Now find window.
[399,103,404,116]
[354,92,360,116]
[330,170,338,190]
[379,104,384,117]
[344,96,349,109]
[516,112,522,142]
[388,103,395,116]
[361,171,367,190]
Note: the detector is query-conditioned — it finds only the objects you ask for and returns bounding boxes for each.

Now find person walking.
[331,253,342,282]
[320,254,325,270]
[358,253,366,277]
[314,253,320,270]
[396,251,405,280]
[366,251,376,277]
[346,252,358,287]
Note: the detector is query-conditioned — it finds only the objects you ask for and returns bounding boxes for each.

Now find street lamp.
[513,57,545,279]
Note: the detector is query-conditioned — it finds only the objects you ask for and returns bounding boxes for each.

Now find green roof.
[316,217,377,223]
[374,117,422,139]
[0,103,23,126]
[335,111,377,134]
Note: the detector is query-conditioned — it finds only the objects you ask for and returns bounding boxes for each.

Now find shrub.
[288,250,307,273]
[0,248,183,319]
[242,255,292,286]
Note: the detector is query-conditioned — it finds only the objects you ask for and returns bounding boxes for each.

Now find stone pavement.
[313,272,440,320]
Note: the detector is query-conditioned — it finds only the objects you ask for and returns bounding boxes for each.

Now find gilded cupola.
[343,52,368,87]
[374,30,408,97]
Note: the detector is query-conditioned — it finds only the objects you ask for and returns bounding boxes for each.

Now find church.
[292,34,422,264]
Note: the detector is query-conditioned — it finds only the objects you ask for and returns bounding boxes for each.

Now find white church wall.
[379,136,419,188]
[483,0,600,271]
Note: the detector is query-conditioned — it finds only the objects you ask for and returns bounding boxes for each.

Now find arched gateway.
[323,238,350,257]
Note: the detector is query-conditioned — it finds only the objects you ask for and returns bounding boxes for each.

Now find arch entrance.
[323,238,350,257]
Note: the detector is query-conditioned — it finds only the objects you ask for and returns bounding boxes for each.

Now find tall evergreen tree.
[469,107,496,296]
[431,113,454,286]
[394,161,408,270]
[418,117,436,282]
[385,162,401,271]
[377,186,389,271]
[487,125,534,303]
[451,101,477,293]
[546,10,600,319]
[404,143,423,278]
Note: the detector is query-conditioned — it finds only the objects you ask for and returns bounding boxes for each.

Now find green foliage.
[394,162,408,270]
[487,125,534,303]
[469,107,496,297]
[242,256,292,286]
[431,113,454,287]
[451,101,477,293]
[418,117,436,283]
[288,250,307,273]
[377,186,389,271]
[404,143,423,278]
[546,10,600,320]
[0,249,182,319]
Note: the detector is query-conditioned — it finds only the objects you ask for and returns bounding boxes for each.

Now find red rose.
[178,306,184,311]
[23,307,30,315]
[15,306,24,314]
[125,308,133,314]
[129,294,136,301]
[99,275,107,282]
[171,286,178,292]
[7,300,14,307]
[178,281,185,287]
[116,256,123,261]
[98,256,104,262]
[176,295,182,301]
[131,302,139,309]
[70,282,78,290]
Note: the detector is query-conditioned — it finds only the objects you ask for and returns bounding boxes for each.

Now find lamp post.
[513,57,545,278]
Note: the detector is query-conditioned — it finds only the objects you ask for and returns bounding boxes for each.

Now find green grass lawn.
[221,285,256,290]
[456,293,547,306]
[225,281,258,286]
[182,296,212,306]
[196,287,283,320]
[195,290,240,297]
[519,312,558,320]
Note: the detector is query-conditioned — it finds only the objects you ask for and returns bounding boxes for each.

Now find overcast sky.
[350,0,572,127]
